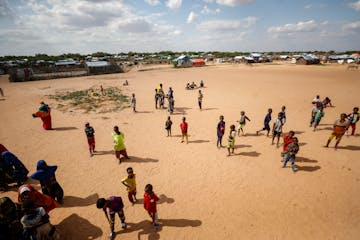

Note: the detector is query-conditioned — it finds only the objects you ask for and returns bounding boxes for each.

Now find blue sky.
[0,0,359,55]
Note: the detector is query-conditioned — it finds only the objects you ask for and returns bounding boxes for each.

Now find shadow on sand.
[172,107,192,115]
[295,165,321,172]
[119,219,201,240]
[135,194,175,206]
[336,145,360,151]
[236,151,261,157]
[57,213,103,239]
[188,140,210,144]
[121,156,159,163]
[234,144,252,148]
[296,157,318,163]
[62,193,99,207]
[201,107,217,111]
[53,127,78,131]
[136,111,153,114]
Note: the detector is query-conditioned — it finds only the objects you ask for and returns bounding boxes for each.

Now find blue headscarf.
[30,160,57,182]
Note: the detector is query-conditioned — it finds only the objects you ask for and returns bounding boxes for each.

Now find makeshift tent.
[192,59,205,67]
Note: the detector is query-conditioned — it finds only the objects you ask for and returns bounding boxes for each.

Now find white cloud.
[166,0,182,10]
[187,11,197,23]
[304,4,312,9]
[144,0,161,6]
[268,20,318,33]
[0,0,12,17]
[197,17,256,32]
[216,0,255,7]
[201,5,221,14]
[343,21,360,31]
[348,0,360,11]
[203,0,213,3]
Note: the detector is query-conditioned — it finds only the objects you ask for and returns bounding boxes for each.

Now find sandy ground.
[0,62,359,240]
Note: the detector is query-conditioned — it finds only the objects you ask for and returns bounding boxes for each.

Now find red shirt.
[283,134,294,151]
[0,144,8,154]
[144,192,159,214]
[180,122,188,133]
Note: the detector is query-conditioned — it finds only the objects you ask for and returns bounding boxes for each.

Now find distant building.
[85,61,122,75]
[192,59,205,67]
[172,55,192,67]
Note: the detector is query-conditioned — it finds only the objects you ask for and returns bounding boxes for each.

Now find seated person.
[189,82,197,89]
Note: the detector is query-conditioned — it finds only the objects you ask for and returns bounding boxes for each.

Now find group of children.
[96,167,160,239]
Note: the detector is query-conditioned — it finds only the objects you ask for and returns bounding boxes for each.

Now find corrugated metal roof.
[86,61,110,67]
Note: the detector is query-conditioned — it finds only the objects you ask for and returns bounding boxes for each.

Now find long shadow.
[296,157,318,163]
[234,144,252,148]
[298,142,307,146]
[188,140,210,144]
[318,127,333,131]
[173,107,191,115]
[135,194,175,205]
[245,133,261,137]
[336,145,360,151]
[61,193,99,207]
[122,156,159,163]
[237,151,261,157]
[172,134,191,138]
[318,123,333,126]
[201,107,217,111]
[136,111,153,114]
[57,213,103,239]
[295,165,321,172]
[53,127,78,131]
[294,131,305,135]
[119,219,201,240]
[94,150,114,155]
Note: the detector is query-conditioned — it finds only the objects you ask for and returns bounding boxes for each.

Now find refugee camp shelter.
[172,55,192,67]
[85,61,122,75]
[192,59,205,67]
[295,54,320,65]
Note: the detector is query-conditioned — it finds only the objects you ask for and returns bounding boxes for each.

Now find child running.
[237,111,251,136]
[121,167,137,205]
[112,126,130,164]
[272,112,284,146]
[165,116,173,137]
[282,137,299,173]
[85,122,95,157]
[257,108,272,136]
[96,196,127,239]
[313,106,324,131]
[227,125,236,156]
[326,113,350,149]
[143,184,159,231]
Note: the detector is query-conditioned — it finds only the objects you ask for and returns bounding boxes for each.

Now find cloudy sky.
[0,0,359,55]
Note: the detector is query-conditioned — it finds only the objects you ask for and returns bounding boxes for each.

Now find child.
[313,106,324,131]
[282,137,299,172]
[217,115,225,147]
[131,93,136,112]
[237,111,250,136]
[348,107,359,135]
[144,184,159,231]
[97,196,126,240]
[121,167,137,205]
[198,90,203,110]
[165,116,173,137]
[21,200,60,240]
[322,97,332,108]
[227,125,236,156]
[85,122,95,157]
[18,184,57,213]
[154,89,159,109]
[272,112,284,146]
[30,160,64,204]
[326,113,350,149]
[256,108,272,136]
[113,126,130,164]
[280,106,286,125]
[180,117,188,143]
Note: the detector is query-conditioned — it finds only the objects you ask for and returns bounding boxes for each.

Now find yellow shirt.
[121,174,136,192]
[113,132,125,151]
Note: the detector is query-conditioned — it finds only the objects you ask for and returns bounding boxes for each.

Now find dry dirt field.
[0,63,359,240]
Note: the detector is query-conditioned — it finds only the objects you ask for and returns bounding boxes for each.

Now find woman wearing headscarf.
[32,101,52,130]
[17,184,57,213]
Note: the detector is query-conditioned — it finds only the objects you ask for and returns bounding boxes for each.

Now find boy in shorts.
[257,108,272,136]
[237,111,251,136]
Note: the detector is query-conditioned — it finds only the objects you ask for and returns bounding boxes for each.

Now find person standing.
[227,125,237,156]
[131,93,137,112]
[217,115,225,147]
[113,126,130,163]
[237,111,251,136]
[272,112,284,146]
[144,184,159,231]
[121,167,137,205]
[85,122,95,157]
[198,90,203,110]
[165,116,173,137]
[96,196,127,239]
[180,117,188,144]
[348,107,359,135]
[326,113,350,149]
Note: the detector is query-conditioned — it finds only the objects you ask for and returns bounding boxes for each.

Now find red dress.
[144,192,159,214]
[34,109,52,130]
